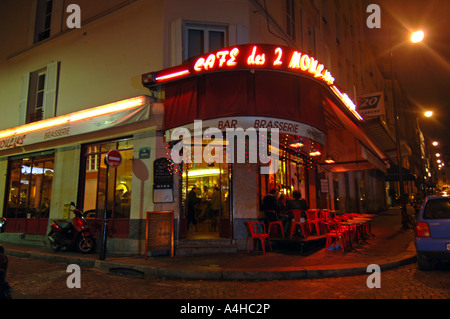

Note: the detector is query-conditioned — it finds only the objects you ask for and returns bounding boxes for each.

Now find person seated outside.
[286,190,309,212]
[262,189,290,235]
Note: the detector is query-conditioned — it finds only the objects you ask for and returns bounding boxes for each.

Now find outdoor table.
[351,217,373,241]
[340,221,360,251]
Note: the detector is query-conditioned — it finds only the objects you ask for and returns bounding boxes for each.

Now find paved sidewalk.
[1,207,417,281]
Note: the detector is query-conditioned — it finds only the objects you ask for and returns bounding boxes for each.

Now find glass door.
[180,160,231,240]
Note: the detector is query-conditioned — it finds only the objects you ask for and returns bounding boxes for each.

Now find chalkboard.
[145,211,174,259]
[153,158,173,185]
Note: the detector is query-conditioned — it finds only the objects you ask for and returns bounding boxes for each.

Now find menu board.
[153,158,174,203]
[145,211,174,259]
[153,158,173,185]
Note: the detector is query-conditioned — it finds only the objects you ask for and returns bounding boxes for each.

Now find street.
[5,255,449,300]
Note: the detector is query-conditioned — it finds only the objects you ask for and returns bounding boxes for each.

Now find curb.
[6,248,417,281]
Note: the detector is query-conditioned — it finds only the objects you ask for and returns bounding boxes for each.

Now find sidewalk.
[1,207,417,281]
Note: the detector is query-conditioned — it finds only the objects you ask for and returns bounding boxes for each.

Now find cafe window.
[260,148,307,205]
[5,153,54,219]
[80,138,133,220]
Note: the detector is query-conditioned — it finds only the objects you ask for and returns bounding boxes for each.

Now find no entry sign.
[105,149,122,168]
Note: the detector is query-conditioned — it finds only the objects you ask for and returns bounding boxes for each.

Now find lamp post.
[389,29,424,229]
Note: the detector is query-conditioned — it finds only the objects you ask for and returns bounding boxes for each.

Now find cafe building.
[141,43,389,252]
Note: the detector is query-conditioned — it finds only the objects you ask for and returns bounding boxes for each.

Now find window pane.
[114,149,133,218]
[38,73,46,90]
[208,31,224,52]
[29,162,45,217]
[82,140,133,220]
[6,163,21,218]
[188,29,204,59]
[36,91,44,109]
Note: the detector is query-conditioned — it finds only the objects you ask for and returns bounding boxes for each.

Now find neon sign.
[144,44,336,86]
[142,44,362,121]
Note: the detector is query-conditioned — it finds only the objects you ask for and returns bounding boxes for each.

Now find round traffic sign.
[105,149,122,168]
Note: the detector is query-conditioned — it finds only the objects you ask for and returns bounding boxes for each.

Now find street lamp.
[410,30,425,43]
[424,111,433,117]
[390,29,424,229]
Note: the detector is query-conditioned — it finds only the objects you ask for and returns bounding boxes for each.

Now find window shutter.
[171,19,183,66]
[43,61,59,119]
[19,72,30,125]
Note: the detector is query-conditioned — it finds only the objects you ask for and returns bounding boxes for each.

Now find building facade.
[0,0,392,255]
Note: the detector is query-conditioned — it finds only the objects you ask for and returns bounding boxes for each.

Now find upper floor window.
[286,0,296,41]
[19,61,59,125]
[34,0,53,43]
[27,70,46,123]
[183,23,227,62]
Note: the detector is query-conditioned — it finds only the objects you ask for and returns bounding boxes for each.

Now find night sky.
[362,0,450,166]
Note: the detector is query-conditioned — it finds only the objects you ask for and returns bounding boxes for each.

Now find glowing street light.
[424,110,433,117]
[432,141,439,146]
[436,153,441,157]
[410,30,425,43]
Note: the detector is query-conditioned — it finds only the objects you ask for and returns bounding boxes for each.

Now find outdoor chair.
[246,221,272,254]
[265,210,285,238]
[323,220,347,254]
[288,210,307,239]
[306,210,324,235]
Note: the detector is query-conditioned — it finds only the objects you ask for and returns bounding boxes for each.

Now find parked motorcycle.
[48,202,96,254]
[0,217,13,299]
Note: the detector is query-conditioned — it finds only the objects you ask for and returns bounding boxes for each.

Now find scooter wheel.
[48,233,61,251]
[77,237,96,254]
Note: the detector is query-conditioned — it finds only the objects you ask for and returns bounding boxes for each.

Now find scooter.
[48,202,96,254]
[0,217,13,299]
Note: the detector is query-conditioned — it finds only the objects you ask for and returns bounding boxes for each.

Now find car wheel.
[417,253,433,271]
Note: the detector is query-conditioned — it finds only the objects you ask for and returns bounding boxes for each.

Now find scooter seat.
[53,220,74,231]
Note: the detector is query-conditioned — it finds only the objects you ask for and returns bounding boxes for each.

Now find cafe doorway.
[180,161,231,240]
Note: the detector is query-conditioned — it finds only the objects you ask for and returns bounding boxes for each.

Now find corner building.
[0,0,389,255]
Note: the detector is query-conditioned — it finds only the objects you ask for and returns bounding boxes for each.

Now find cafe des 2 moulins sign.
[142,44,363,122]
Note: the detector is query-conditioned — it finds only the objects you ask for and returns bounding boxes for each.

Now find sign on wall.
[356,92,385,119]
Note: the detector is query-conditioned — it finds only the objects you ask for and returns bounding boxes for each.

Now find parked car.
[414,195,450,270]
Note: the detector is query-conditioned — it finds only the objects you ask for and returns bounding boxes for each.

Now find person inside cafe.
[209,187,221,231]
[187,186,200,232]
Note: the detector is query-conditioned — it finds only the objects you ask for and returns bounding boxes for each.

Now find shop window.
[20,61,59,125]
[80,139,133,221]
[183,23,227,61]
[260,148,307,208]
[5,153,54,220]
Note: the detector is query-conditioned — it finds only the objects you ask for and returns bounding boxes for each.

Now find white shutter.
[19,72,30,125]
[171,19,183,66]
[43,61,59,119]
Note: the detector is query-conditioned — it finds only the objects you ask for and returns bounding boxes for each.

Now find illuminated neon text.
[194,48,239,72]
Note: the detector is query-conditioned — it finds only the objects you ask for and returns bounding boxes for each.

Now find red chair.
[265,210,285,238]
[306,209,323,235]
[323,220,347,254]
[289,210,307,239]
[246,221,272,254]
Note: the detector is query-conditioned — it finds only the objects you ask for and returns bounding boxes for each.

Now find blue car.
[414,195,450,270]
